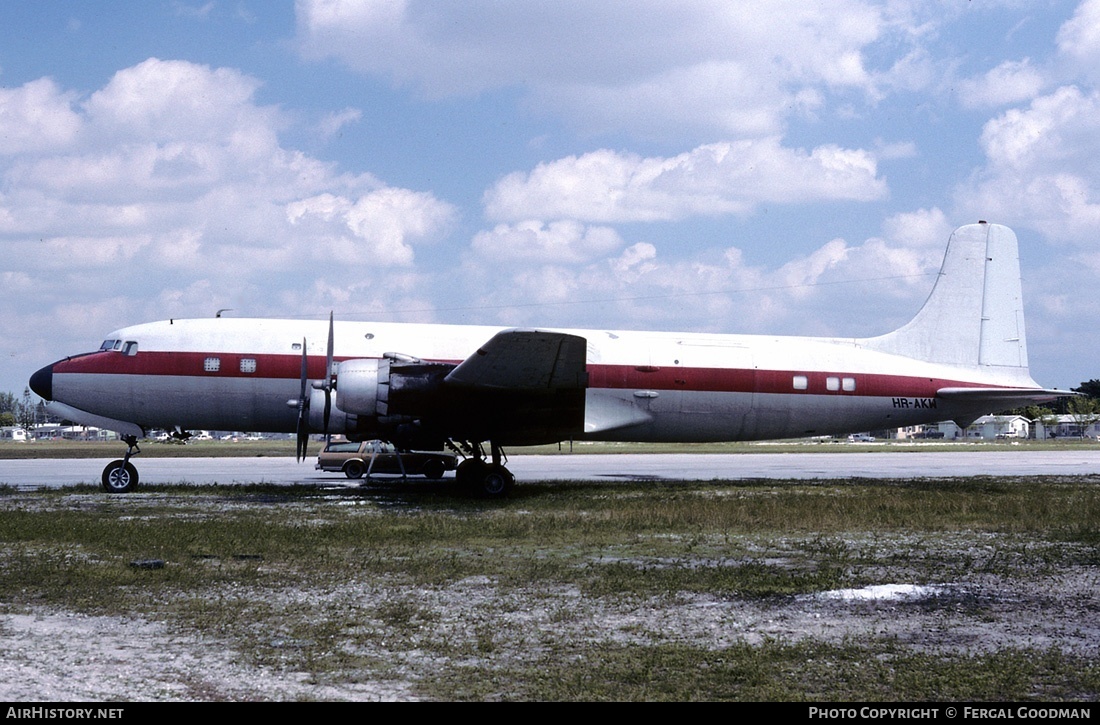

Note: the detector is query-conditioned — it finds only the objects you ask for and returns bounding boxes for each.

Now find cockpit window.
[100,339,135,354]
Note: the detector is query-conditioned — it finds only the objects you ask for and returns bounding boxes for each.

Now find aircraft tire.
[344,460,365,479]
[101,460,139,493]
[455,458,486,487]
[480,465,514,498]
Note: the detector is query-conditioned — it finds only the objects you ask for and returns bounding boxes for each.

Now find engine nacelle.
[313,357,454,444]
[334,358,392,417]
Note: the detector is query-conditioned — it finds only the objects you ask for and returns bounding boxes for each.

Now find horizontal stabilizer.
[445,329,588,390]
[937,387,1075,404]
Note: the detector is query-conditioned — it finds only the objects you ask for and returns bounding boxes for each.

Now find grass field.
[2,475,1099,700]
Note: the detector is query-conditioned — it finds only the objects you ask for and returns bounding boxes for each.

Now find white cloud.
[882,208,954,250]
[287,188,456,266]
[0,78,81,154]
[0,57,457,376]
[455,215,941,338]
[470,221,624,264]
[962,85,1100,243]
[957,59,1047,109]
[484,139,886,224]
[296,0,892,138]
[317,107,363,139]
[1057,0,1100,80]
[84,58,275,146]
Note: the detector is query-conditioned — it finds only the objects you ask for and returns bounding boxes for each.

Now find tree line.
[0,388,46,431]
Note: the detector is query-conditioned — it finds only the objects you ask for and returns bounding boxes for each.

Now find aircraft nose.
[29,363,53,401]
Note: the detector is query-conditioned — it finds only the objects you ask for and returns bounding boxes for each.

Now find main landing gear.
[454,441,514,497]
[102,435,141,493]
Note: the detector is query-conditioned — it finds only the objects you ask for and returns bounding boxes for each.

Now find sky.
[2,0,1100,399]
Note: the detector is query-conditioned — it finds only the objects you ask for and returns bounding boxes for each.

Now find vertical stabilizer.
[864,222,1029,370]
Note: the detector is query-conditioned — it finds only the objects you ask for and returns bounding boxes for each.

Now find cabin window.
[204,357,221,372]
[792,375,808,390]
[826,376,840,391]
[843,377,856,391]
[122,341,138,356]
[240,358,257,374]
[291,342,302,351]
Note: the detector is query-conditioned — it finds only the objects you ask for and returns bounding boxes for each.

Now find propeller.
[295,337,309,462]
[323,312,334,432]
[295,314,338,463]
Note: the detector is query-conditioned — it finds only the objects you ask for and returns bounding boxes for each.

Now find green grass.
[2,477,1099,700]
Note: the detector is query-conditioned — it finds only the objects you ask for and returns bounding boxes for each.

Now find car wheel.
[344,460,365,479]
[422,459,445,479]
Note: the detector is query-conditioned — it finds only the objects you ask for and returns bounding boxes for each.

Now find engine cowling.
[309,357,454,444]
[334,358,392,417]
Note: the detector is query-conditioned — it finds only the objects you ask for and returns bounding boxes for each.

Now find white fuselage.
[42,316,1025,443]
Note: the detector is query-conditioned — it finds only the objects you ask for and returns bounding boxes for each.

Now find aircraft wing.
[438,329,588,445]
[444,329,588,390]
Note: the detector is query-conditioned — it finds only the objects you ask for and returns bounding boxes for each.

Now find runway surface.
[3,449,1100,489]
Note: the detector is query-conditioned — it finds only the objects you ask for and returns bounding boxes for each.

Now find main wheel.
[344,460,365,479]
[455,458,487,487]
[102,460,139,493]
[480,465,515,498]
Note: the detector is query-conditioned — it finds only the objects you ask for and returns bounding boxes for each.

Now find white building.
[1033,414,1100,440]
[0,426,28,442]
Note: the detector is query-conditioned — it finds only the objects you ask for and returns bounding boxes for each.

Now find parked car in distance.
[846,433,876,442]
[316,439,458,480]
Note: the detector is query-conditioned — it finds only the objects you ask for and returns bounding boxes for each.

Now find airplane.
[29,221,1071,496]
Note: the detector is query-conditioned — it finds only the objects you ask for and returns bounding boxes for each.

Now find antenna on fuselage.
[216,309,233,318]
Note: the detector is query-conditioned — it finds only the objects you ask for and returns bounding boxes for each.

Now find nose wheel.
[101,436,141,493]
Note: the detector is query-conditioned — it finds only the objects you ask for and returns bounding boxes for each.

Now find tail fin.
[864,222,1029,371]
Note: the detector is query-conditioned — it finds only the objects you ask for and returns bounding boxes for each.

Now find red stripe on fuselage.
[53,350,991,399]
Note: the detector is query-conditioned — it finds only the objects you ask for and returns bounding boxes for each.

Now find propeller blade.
[323,312,334,432]
[296,337,308,462]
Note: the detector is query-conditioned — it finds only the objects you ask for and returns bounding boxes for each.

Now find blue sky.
[3,0,1099,398]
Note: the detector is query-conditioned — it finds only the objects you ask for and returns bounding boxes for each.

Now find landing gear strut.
[102,435,141,493]
[454,441,514,497]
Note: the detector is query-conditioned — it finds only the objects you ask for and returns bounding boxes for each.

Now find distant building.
[1033,414,1100,440]
[895,416,1030,441]
[1,426,28,442]
[965,415,1030,440]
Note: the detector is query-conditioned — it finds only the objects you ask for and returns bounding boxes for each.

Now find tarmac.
[3,448,1100,489]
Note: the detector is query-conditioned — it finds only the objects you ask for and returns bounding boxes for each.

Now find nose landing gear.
[102,435,141,493]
